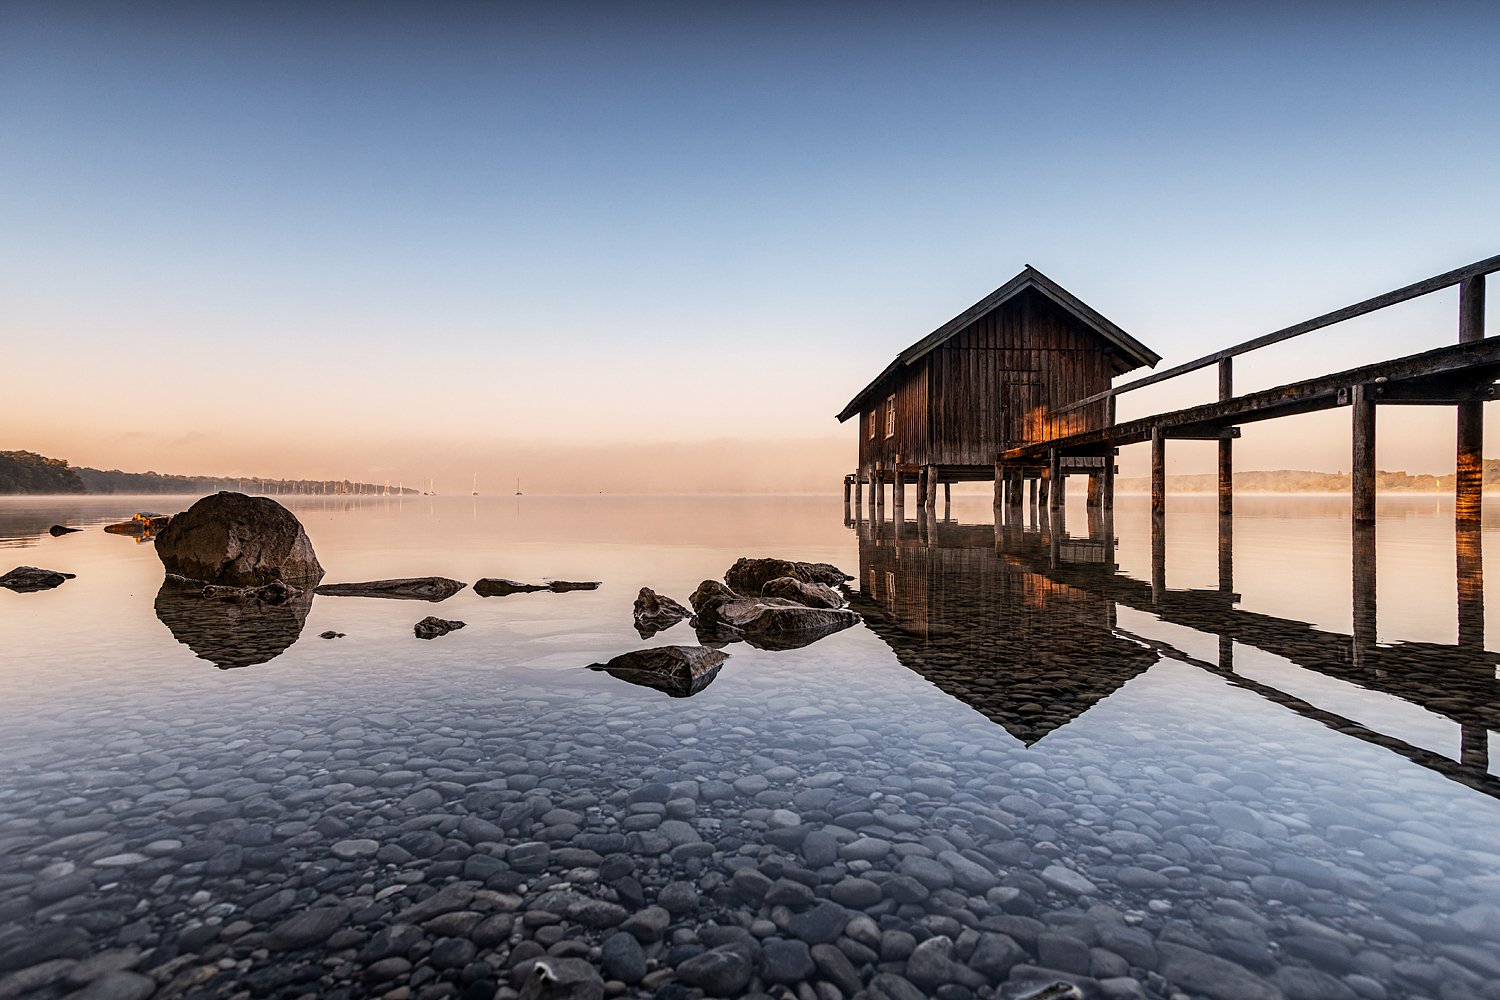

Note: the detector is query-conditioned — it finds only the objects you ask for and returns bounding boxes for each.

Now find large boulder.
[588,645,727,697]
[689,579,739,616]
[633,587,690,637]
[725,557,850,595]
[154,493,322,586]
[714,598,860,651]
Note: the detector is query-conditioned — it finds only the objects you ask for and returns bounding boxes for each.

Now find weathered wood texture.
[1457,276,1486,524]
[857,288,1119,471]
[1352,384,1376,524]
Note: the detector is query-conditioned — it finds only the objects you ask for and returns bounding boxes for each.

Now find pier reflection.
[154,578,314,669]
[848,502,1500,799]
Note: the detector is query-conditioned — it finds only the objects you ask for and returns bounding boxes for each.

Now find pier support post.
[925,466,937,509]
[1219,358,1234,516]
[993,461,1003,507]
[893,467,904,511]
[874,464,884,518]
[1103,453,1115,511]
[1086,472,1100,507]
[1352,522,1377,668]
[1151,507,1166,604]
[843,476,852,505]
[1151,427,1166,517]
[1029,477,1038,509]
[1352,384,1376,525]
[1038,470,1049,510]
[1008,470,1023,511]
[915,467,926,508]
[1457,275,1486,526]
[1049,448,1062,510]
[1458,522,1484,650]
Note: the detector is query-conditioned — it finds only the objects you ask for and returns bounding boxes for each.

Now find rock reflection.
[154,577,314,668]
[849,515,1156,744]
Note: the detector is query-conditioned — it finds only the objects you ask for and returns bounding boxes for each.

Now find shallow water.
[1,493,1497,1000]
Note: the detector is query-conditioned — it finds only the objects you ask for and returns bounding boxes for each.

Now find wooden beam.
[1005,336,1500,462]
[1352,383,1376,524]
[1054,251,1500,416]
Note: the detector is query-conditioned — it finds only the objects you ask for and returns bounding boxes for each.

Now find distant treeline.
[0,449,419,494]
[1117,460,1500,494]
[73,468,419,496]
[0,451,87,494]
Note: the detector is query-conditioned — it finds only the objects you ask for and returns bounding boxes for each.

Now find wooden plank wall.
[856,288,1115,470]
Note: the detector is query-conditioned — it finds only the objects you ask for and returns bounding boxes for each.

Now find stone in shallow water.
[760,938,816,984]
[600,932,646,984]
[0,566,75,592]
[676,945,754,995]
[413,616,466,639]
[1040,865,1097,896]
[267,905,350,951]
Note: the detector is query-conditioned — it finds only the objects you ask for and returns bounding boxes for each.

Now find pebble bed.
[2,647,1499,1000]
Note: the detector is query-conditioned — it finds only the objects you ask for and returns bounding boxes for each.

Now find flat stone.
[830,877,883,908]
[71,972,156,1000]
[760,938,815,984]
[787,901,849,944]
[331,838,379,860]
[1040,865,1098,896]
[267,906,351,951]
[1155,941,1283,1000]
[600,932,647,985]
[677,945,754,995]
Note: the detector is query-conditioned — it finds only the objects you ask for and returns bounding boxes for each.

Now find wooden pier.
[845,254,1499,528]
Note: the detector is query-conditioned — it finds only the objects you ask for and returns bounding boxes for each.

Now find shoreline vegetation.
[4,449,1500,496]
[0,451,415,496]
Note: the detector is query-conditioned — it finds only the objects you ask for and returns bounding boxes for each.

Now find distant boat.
[515,477,522,496]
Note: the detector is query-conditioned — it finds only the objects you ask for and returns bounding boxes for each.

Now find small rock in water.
[316,577,466,601]
[319,630,345,639]
[414,616,466,639]
[474,578,549,596]
[0,566,76,592]
[202,579,302,604]
[48,525,80,536]
[548,580,600,592]
[761,575,848,609]
[632,587,691,636]
[588,645,727,698]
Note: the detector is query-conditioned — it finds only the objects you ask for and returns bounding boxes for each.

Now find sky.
[3,1,1499,492]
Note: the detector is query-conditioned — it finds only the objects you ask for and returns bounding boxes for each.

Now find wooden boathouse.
[837,266,1160,509]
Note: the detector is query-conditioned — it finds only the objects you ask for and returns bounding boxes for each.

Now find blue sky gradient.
[4,2,1498,489]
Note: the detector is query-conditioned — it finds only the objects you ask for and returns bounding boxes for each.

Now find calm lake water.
[1,493,1497,1000]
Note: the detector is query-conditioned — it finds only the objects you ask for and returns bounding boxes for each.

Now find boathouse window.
[868,411,876,439]
[885,396,896,439]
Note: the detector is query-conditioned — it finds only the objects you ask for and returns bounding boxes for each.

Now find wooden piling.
[1457,275,1486,525]
[1352,523,1377,666]
[843,477,852,505]
[1352,384,1376,525]
[1102,454,1115,511]
[1151,426,1165,517]
[993,461,1003,507]
[1219,357,1233,516]
[893,467,904,508]
[1458,524,1484,650]
[1038,470,1049,509]
[1008,470,1023,507]
[1049,448,1062,510]
[1151,508,1165,604]
[915,467,926,508]
[1086,472,1100,507]
[925,465,937,508]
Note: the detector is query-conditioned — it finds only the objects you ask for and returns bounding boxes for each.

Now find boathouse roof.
[835,265,1160,422]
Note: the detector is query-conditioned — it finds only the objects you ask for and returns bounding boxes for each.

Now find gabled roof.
[835,266,1160,422]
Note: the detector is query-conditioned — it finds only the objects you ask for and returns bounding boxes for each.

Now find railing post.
[1457,275,1486,525]
[1219,358,1233,517]
[1352,384,1376,525]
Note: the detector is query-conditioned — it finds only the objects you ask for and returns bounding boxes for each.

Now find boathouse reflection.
[847,507,1156,744]
[849,503,1500,799]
